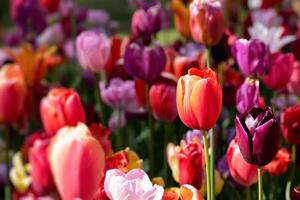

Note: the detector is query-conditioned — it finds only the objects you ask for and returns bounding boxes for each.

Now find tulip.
[170,0,191,37]
[0,64,26,124]
[76,31,110,73]
[40,87,86,136]
[263,147,291,176]
[104,169,164,200]
[89,123,112,156]
[49,123,105,200]
[262,52,294,90]
[131,3,169,41]
[235,107,280,166]
[281,105,300,144]
[236,78,260,114]
[172,56,199,78]
[227,139,258,187]
[124,42,166,83]
[288,61,300,96]
[150,78,177,122]
[176,68,222,130]
[232,38,271,77]
[39,0,60,13]
[29,138,55,195]
[189,0,224,46]
[163,184,204,200]
[178,143,203,189]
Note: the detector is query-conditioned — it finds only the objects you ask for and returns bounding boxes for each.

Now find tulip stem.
[258,167,263,200]
[202,131,211,200]
[4,126,11,200]
[146,84,154,177]
[246,187,252,200]
[209,128,215,199]
[285,144,297,200]
[205,46,212,68]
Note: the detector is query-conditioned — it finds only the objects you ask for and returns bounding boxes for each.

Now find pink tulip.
[104,169,164,200]
[288,61,300,96]
[76,31,110,72]
[0,64,27,124]
[49,123,105,200]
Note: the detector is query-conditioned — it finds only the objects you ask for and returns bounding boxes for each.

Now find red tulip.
[39,0,60,13]
[281,104,300,144]
[262,52,294,90]
[189,0,224,46]
[40,87,86,136]
[176,68,222,130]
[150,77,177,122]
[227,139,258,187]
[29,138,55,195]
[288,61,300,96]
[49,123,105,200]
[89,123,112,156]
[173,56,199,78]
[178,143,204,189]
[263,147,291,176]
[0,64,27,124]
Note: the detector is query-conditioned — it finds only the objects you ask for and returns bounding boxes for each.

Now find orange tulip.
[171,0,191,37]
[176,68,222,130]
[49,123,105,200]
[40,87,86,136]
[0,64,26,124]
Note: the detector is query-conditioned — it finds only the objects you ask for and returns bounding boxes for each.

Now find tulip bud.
[0,64,26,124]
[49,123,105,200]
[236,78,260,114]
[177,68,222,130]
[281,105,300,144]
[189,0,225,46]
[29,138,55,196]
[235,107,280,166]
[76,31,110,73]
[227,139,258,187]
[262,52,294,90]
[40,87,86,136]
[150,78,177,122]
[233,38,271,77]
[263,147,291,176]
[124,42,166,83]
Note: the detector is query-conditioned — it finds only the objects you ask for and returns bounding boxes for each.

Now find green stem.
[209,128,215,199]
[246,187,251,200]
[285,144,296,200]
[202,131,211,200]
[258,167,263,200]
[146,84,154,177]
[5,127,11,200]
[205,46,212,68]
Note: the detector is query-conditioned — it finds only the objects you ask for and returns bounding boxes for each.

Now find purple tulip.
[236,78,260,114]
[76,31,110,72]
[124,42,166,83]
[235,107,280,166]
[184,129,203,144]
[232,38,271,77]
[131,3,169,42]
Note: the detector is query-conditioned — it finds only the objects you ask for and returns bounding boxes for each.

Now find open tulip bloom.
[2,0,300,200]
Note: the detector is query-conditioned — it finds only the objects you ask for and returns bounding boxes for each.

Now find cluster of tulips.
[0,0,300,199]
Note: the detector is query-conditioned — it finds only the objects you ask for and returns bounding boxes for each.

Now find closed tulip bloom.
[49,123,105,200]
[178,143,203,189]
[263,147,291,176]
[40,87,86,136]
[235,107,280,166]
[281,105,300,144]
[29,138,55,196]
[233,38,271,76]
[177,68,222,130]
[262,52,294,90]
[227,139,258,187]
[288,61,300,96]
[150,78,177,122]
[236,78,259,114]
[189,0,224,46]
[171,0,191,37]
[124,42,166,83]
[104,169,164,200]
[0,64,26,124]
[76,31,110,73]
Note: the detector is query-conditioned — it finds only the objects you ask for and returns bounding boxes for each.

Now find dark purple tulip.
[124,42,166,83]
[232,38,271,77]
[131,3,169,42]
[236,78,260,114]
[235,107,280,166]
